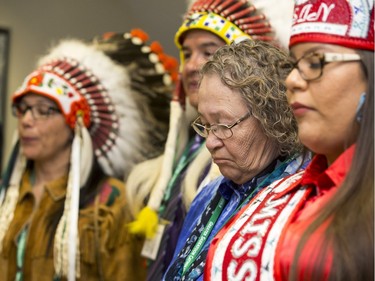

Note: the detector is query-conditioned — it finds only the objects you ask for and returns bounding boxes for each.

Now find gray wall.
[0,0,187,168]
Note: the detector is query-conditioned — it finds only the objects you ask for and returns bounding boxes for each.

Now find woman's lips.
[290,102,312,117]
[213,158,229,165]
[21,137,37,144]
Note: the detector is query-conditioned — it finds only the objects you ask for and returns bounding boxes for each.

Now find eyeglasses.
[291,52,362,81]
[12,102,60,120]
[191,112,251,140]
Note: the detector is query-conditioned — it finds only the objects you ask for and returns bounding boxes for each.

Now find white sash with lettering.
[208,171,309,281]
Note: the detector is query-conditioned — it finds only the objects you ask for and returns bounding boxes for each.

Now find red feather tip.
[150,41,163,54]
[130,29,149,42]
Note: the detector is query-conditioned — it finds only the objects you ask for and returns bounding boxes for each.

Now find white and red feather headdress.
[0,29,178,280]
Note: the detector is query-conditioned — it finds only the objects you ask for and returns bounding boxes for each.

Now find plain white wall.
[0,0,187,169]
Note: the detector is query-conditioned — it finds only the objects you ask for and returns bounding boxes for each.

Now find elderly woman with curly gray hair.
[163,38,310,281]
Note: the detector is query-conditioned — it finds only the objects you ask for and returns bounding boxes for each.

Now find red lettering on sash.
[222,193,291,280]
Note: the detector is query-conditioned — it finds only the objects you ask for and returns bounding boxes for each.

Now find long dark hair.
[291,50,374,280]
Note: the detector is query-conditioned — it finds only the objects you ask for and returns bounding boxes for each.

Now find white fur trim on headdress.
[52,122,93,280]
[54,120,84,279]
[147,100,186,212]
[125,155,164,219]
[128,99,189,238]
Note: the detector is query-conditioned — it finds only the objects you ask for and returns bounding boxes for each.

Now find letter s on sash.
[232,236,261,258]
[227,260,257,281]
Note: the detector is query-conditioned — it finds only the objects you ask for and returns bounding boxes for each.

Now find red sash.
[205,172,311,281]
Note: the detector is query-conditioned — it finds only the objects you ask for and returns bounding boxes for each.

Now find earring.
[355,92,366,123]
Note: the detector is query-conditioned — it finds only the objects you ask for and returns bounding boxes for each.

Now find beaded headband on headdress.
[290,0,374,51]
[175,0,294,64]
[14,69,92,128]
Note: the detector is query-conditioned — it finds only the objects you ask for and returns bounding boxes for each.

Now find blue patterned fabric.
[163,154,310,281]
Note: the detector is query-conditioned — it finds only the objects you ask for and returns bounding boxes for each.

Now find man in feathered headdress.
[126,0,295,280]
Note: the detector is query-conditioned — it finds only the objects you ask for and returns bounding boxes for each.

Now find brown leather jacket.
[0,170,146,281]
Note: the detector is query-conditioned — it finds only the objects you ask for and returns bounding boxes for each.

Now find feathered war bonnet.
[0,37,168,279]
[128,0,295,239]
[176,0,295,64]
[92,29,179,161]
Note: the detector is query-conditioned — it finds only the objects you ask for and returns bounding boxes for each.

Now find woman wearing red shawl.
[205,0,374,280]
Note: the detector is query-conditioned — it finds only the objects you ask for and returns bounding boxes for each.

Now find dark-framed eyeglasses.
[191,112,251,140]
[12,102,61,120]
[291,52,362,81]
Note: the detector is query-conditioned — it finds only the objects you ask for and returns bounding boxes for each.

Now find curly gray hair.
[200,39,302,156]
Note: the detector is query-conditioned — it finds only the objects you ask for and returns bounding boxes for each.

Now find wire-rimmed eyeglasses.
[191,112,251,140]
[291,52,362,81]
[12,102,61,120]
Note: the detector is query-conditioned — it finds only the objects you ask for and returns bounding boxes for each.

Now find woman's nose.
[20,108,35,124]
[285,68,307,93]
[205,131,223,152]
